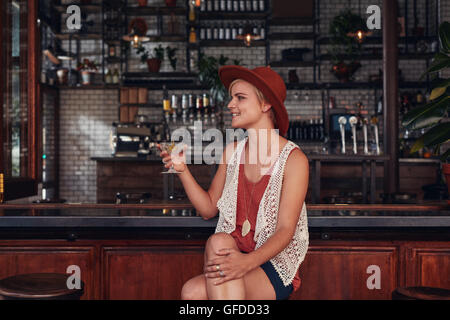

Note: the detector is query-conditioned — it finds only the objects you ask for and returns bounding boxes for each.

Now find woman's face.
[227,80,267,131]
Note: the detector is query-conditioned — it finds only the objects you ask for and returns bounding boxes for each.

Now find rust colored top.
[230,148,301,292]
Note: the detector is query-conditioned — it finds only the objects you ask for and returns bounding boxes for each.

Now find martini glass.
[160,142,179,174]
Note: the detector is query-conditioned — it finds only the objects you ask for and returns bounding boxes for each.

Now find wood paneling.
[102,246,204,299]
[0,238,447,300]
[0,245,97,299]
[406,244,450,290]
[290,245,398,300]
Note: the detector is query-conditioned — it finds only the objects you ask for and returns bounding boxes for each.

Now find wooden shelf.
[320,53,435,61]
[268,32,316,40]
[126,6,186,16]
[270,60,316,67]
[198,11,268,20]
[197,39,266,47]
[54,4,102,14]
[269,17,315,26]
[55,33,102,40]
[318,35,439,45]
[57,84,120,90]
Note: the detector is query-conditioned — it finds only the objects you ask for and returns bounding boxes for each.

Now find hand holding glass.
[158,142,186,174]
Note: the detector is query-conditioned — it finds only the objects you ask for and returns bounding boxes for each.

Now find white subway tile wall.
[55,0,449,203]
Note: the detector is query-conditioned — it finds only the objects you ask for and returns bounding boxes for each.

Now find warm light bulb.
[244,34,251,46]
[357,30,363,41]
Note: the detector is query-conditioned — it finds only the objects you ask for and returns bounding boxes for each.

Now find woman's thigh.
[181,274,207,300]
[243,266,276,300]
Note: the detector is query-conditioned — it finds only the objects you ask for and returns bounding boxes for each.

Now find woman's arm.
[159,141,238,220]
[206,148,309,283]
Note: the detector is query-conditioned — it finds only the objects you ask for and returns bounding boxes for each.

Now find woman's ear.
[261,102,272,113]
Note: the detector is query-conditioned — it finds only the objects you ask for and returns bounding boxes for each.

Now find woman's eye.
[237,96,244,100]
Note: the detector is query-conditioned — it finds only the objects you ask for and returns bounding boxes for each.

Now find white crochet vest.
[216,137,309,287]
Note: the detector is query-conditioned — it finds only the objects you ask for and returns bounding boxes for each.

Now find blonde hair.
[228,79,278,129]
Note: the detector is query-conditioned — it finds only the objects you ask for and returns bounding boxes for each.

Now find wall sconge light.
[191,0,202,7]
[347,29,372,43]
[123,28,150,48]
[237,24,261,47]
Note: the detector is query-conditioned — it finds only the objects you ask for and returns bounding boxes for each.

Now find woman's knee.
[181,275,207,300]
[205,232,236,255]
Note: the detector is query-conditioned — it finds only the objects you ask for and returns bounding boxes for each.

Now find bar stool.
[0,273,84,300]
[392,286,450,300]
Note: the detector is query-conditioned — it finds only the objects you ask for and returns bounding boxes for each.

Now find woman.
[159,65,309,300]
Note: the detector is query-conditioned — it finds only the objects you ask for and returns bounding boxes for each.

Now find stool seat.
[392,286,450,300]
[0,273,84,300]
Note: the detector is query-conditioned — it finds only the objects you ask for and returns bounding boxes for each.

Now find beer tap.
[338,116,347,154]
[349,116,358,154]
[371,116,380,155]
[362,117,369,155]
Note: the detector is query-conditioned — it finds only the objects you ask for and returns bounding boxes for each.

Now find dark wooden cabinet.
[102,245,204,299]
[0,243,97,299]
[291,244,398,300]
[406,244,450,289]
[0,238,448,300]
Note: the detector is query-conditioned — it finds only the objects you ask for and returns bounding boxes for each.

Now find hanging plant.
[197,53,241,104]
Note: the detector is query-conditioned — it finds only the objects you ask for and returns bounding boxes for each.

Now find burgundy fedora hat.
[218,65,289,137]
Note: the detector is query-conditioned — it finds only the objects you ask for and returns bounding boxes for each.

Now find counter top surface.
[1,203,449,228]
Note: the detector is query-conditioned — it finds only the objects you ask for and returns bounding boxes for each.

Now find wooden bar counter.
[0,202,449,300]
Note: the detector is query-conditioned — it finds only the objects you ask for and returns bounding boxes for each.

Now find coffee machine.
[111,119,165,157]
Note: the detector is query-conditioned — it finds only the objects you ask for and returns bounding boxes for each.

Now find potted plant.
[197,53,241,105]
[76,58,98,85]
[166,46,178,71]
[402,22,450,198]
[136,44,165,73]
[328,10,367,82]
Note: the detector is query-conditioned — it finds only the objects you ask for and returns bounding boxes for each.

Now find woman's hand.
[157,143,188,173]
[204,247,253,285]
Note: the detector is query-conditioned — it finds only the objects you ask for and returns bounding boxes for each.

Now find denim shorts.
[260,261,293,300]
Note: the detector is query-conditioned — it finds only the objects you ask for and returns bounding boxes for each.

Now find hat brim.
[219,65,289,136]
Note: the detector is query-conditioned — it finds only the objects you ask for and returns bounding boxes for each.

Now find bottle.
[189,2,196,21]
[189,27,197,43]
[200,0,206,11]
[196,94,203,121]
[171,94,178,123]
[181,94,188,124]
[109,44,116,57]
[258,0,264,11]
[206,22,212,40]
[203,93,210,122]
[239,0,245,12]
[225,23,231,40]
[416,90,424,104]
[206,0,213,11]
[226,0,233,11]
[214,0,220,11]
[0,173,4,203]
[233,0,239,12]
[163,85,171,117]
[112,69,119,84]
[188,93,195,123]
[220,0,226,11]
[213,24,218,39]
[199,24,206,40]
[218,23,224,39]
[105,69,113,84]
[376,94,383,115]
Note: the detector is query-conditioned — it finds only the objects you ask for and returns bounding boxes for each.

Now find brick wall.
[52,0,449,203]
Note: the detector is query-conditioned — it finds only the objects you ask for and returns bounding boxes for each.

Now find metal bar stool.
[392,286,450,300]
[0,273,84,300]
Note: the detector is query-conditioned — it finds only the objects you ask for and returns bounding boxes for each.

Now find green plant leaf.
[402,96,450,130]
[420,53,450,79]
[410,136,424,154]
[430,86,447,100]
[440,148,450,162]
[439,21,450,54]
[423,121,450,148]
